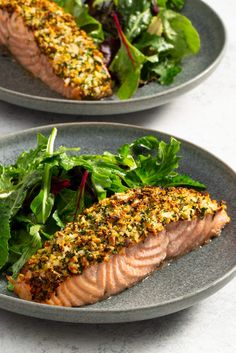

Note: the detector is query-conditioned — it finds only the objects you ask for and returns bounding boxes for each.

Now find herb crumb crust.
[18,186,226,301]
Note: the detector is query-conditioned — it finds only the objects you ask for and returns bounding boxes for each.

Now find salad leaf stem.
[42,128,57,222]
[74,169,89,220]
[30,128,57,224]
[112,12,135,66]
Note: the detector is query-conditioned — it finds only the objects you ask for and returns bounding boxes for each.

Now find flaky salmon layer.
[0,0,112,99]
[11,187,230,306]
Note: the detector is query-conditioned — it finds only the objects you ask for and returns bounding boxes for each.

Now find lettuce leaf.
[160,9,200,59]
[117,0,153,41]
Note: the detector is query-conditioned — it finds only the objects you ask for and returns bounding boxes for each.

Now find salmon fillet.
[0,0,112,99]
[11,187,230,306]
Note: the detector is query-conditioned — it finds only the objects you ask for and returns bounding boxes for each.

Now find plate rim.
[0,0,227,113]
[0,122,235,323]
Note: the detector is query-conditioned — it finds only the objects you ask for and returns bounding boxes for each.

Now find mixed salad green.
[0,128,205,280]
[54,0,200,99]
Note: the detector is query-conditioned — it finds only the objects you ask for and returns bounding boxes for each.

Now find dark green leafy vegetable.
[0,200,11,269]
[150,59,182,84]
[166,0,185,11]
[10,225,42,278]
[117,0,153,41]
[54,0,104,42]
[0,128,205,276]
[159,9,201,59]
[109,15,146,99]
[0,172,42,272]
[134,31,174,52]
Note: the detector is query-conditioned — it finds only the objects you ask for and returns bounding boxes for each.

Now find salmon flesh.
[11,187,230,306]
[0,0,112,99]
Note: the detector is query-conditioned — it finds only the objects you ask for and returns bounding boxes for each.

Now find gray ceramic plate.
[0,0,226,115]
[0,122,235,323]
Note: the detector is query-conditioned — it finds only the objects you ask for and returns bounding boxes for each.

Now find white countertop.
[0,0,235,352]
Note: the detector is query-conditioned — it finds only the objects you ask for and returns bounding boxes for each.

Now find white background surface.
[0,0,235,352]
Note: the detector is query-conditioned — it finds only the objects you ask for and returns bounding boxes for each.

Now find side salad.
[54,0,201,99]
[0,128,205,281]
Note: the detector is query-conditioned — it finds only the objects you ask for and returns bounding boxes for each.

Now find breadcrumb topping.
[19,186,226,301]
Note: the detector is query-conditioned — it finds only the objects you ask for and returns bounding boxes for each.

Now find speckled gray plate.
[0,123,235,323]
[0,0,226,115]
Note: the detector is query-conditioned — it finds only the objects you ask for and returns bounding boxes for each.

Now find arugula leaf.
[123,137,180,186]
[97,135,204,190]
[53,189,77,226]
[151,59,182,84]
[0,200,11,269]
[0,169,42,271]
[10,224,42,278]
[30,190,55,225]
[15,133,48,174]
[0,165,15,194]
[91,163,127,198]
[152,138,180,176]
[0,170,43,271]
[56,133,205,198]
[0,129,58,273]
[156,174,206,188]
[52,209,66,228]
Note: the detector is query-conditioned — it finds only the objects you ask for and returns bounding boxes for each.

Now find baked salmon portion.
[11,187,230,306]
[0,0,112,99]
